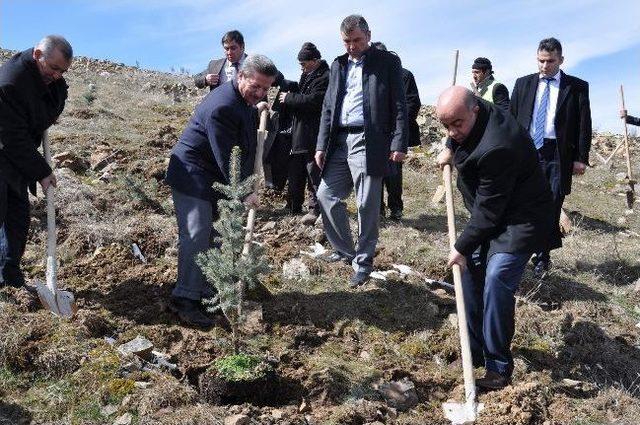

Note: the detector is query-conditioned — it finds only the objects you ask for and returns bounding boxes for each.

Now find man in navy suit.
[165,55,277,327]
[510,38,592,277]
[315,15,408,287]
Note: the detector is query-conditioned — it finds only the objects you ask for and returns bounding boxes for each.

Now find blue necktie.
[533,77,554,149]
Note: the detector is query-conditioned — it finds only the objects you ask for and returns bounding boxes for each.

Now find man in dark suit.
[620,109,640,127]
[315,15,408,287]
[437,86,554,389]
[166,55,278,327]
[278,42,330,225]
[0,35,72,287]
[471,57,510,112]
[371,41,421,221]
[194,30,248,91]
[510,37,592,277]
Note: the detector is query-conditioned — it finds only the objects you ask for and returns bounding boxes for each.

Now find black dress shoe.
[389,209,403,221]
[349,271,370,288]
[476,370,511,390]
[533,260,550,279]
[168,296,214,328]
[323,252,353,265]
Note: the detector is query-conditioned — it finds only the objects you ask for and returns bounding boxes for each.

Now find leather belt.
[338,125,364,134]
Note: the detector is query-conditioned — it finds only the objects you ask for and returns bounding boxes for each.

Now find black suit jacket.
[283,60,330,154]
[0,49,67,194]
[317,47,408,176]
[510,71,592,195]
[403,68,421,147]
[453,100,554,257]
[165,80,257,202]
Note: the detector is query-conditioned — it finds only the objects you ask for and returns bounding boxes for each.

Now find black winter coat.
[452,100,554,257]
[0,49,68,193]
[402,68,421,147]
[283,60,329,154]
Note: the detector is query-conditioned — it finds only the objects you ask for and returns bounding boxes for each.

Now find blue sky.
[1,0,639,132]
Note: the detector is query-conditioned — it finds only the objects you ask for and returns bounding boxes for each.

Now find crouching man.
[436,87,554,389]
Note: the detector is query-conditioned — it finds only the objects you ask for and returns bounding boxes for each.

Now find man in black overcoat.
[0,35,72,287]
[437,86,554,389]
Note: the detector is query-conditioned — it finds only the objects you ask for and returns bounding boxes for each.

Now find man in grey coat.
[194,30,248,91]
[315,15,408,287]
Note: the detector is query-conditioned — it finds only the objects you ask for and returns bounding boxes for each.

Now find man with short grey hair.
[0,35,72,288]
[166,54,277,327]
[316,14,408,287]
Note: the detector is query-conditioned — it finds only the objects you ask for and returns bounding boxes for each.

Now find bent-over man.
[166,55,277,328]
[436,86,554,390]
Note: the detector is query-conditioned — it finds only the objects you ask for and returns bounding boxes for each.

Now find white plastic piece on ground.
[370,271,388,281]
[442,399,484,424]
[300,243,327,258]
[132,243,147,263]
[392,264,414,275]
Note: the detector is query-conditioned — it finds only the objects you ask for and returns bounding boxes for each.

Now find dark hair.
[538,37,562,55]
[340,15,369,34]
[221,30,244,47]
[371,41,387,51]
[472,57,492,73]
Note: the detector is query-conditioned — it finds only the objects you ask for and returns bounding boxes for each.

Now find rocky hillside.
[1,48,640,425]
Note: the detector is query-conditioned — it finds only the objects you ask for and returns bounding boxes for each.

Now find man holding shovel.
[436,87,553,389]
[165,55,277,328]
[0,35,72,288]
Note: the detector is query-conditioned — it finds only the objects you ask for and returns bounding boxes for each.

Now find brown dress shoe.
[475,370,511,390]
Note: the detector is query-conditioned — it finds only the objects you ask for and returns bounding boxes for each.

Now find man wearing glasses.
[0,35,72,288]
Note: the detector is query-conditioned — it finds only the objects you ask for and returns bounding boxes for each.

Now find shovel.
[35,131,77,317]
[242,108,269,256]
[432,50,460,205]
[441,164,483,424]
[620,85,635,209]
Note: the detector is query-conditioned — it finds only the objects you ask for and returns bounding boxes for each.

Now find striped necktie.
[532,77,554,149]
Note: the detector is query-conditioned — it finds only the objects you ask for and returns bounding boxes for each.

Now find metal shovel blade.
[35,280,77,318]
[442,399,484,425]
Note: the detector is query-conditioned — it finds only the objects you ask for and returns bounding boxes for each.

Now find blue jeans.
[462,246,531,377]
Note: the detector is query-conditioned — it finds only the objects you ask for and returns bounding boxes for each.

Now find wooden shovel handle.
[242,109,269,256]
[620,85,633,180]
[443,164,477,403]
[42,131,58,292]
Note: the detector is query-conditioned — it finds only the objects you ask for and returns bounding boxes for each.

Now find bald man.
[436,87,553,390]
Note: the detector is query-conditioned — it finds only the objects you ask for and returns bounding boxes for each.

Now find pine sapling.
[196,146,268,352]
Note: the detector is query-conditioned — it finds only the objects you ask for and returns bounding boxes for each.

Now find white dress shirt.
[339,56,365,127]
[220,55,245,85]
[529,70,561,140]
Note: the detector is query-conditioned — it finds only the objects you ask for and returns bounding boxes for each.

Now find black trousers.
[287,152,320,214]
[381,162,403,213]
[0,176,30,287]
[266,133,292,192]
[537,139,564,261]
